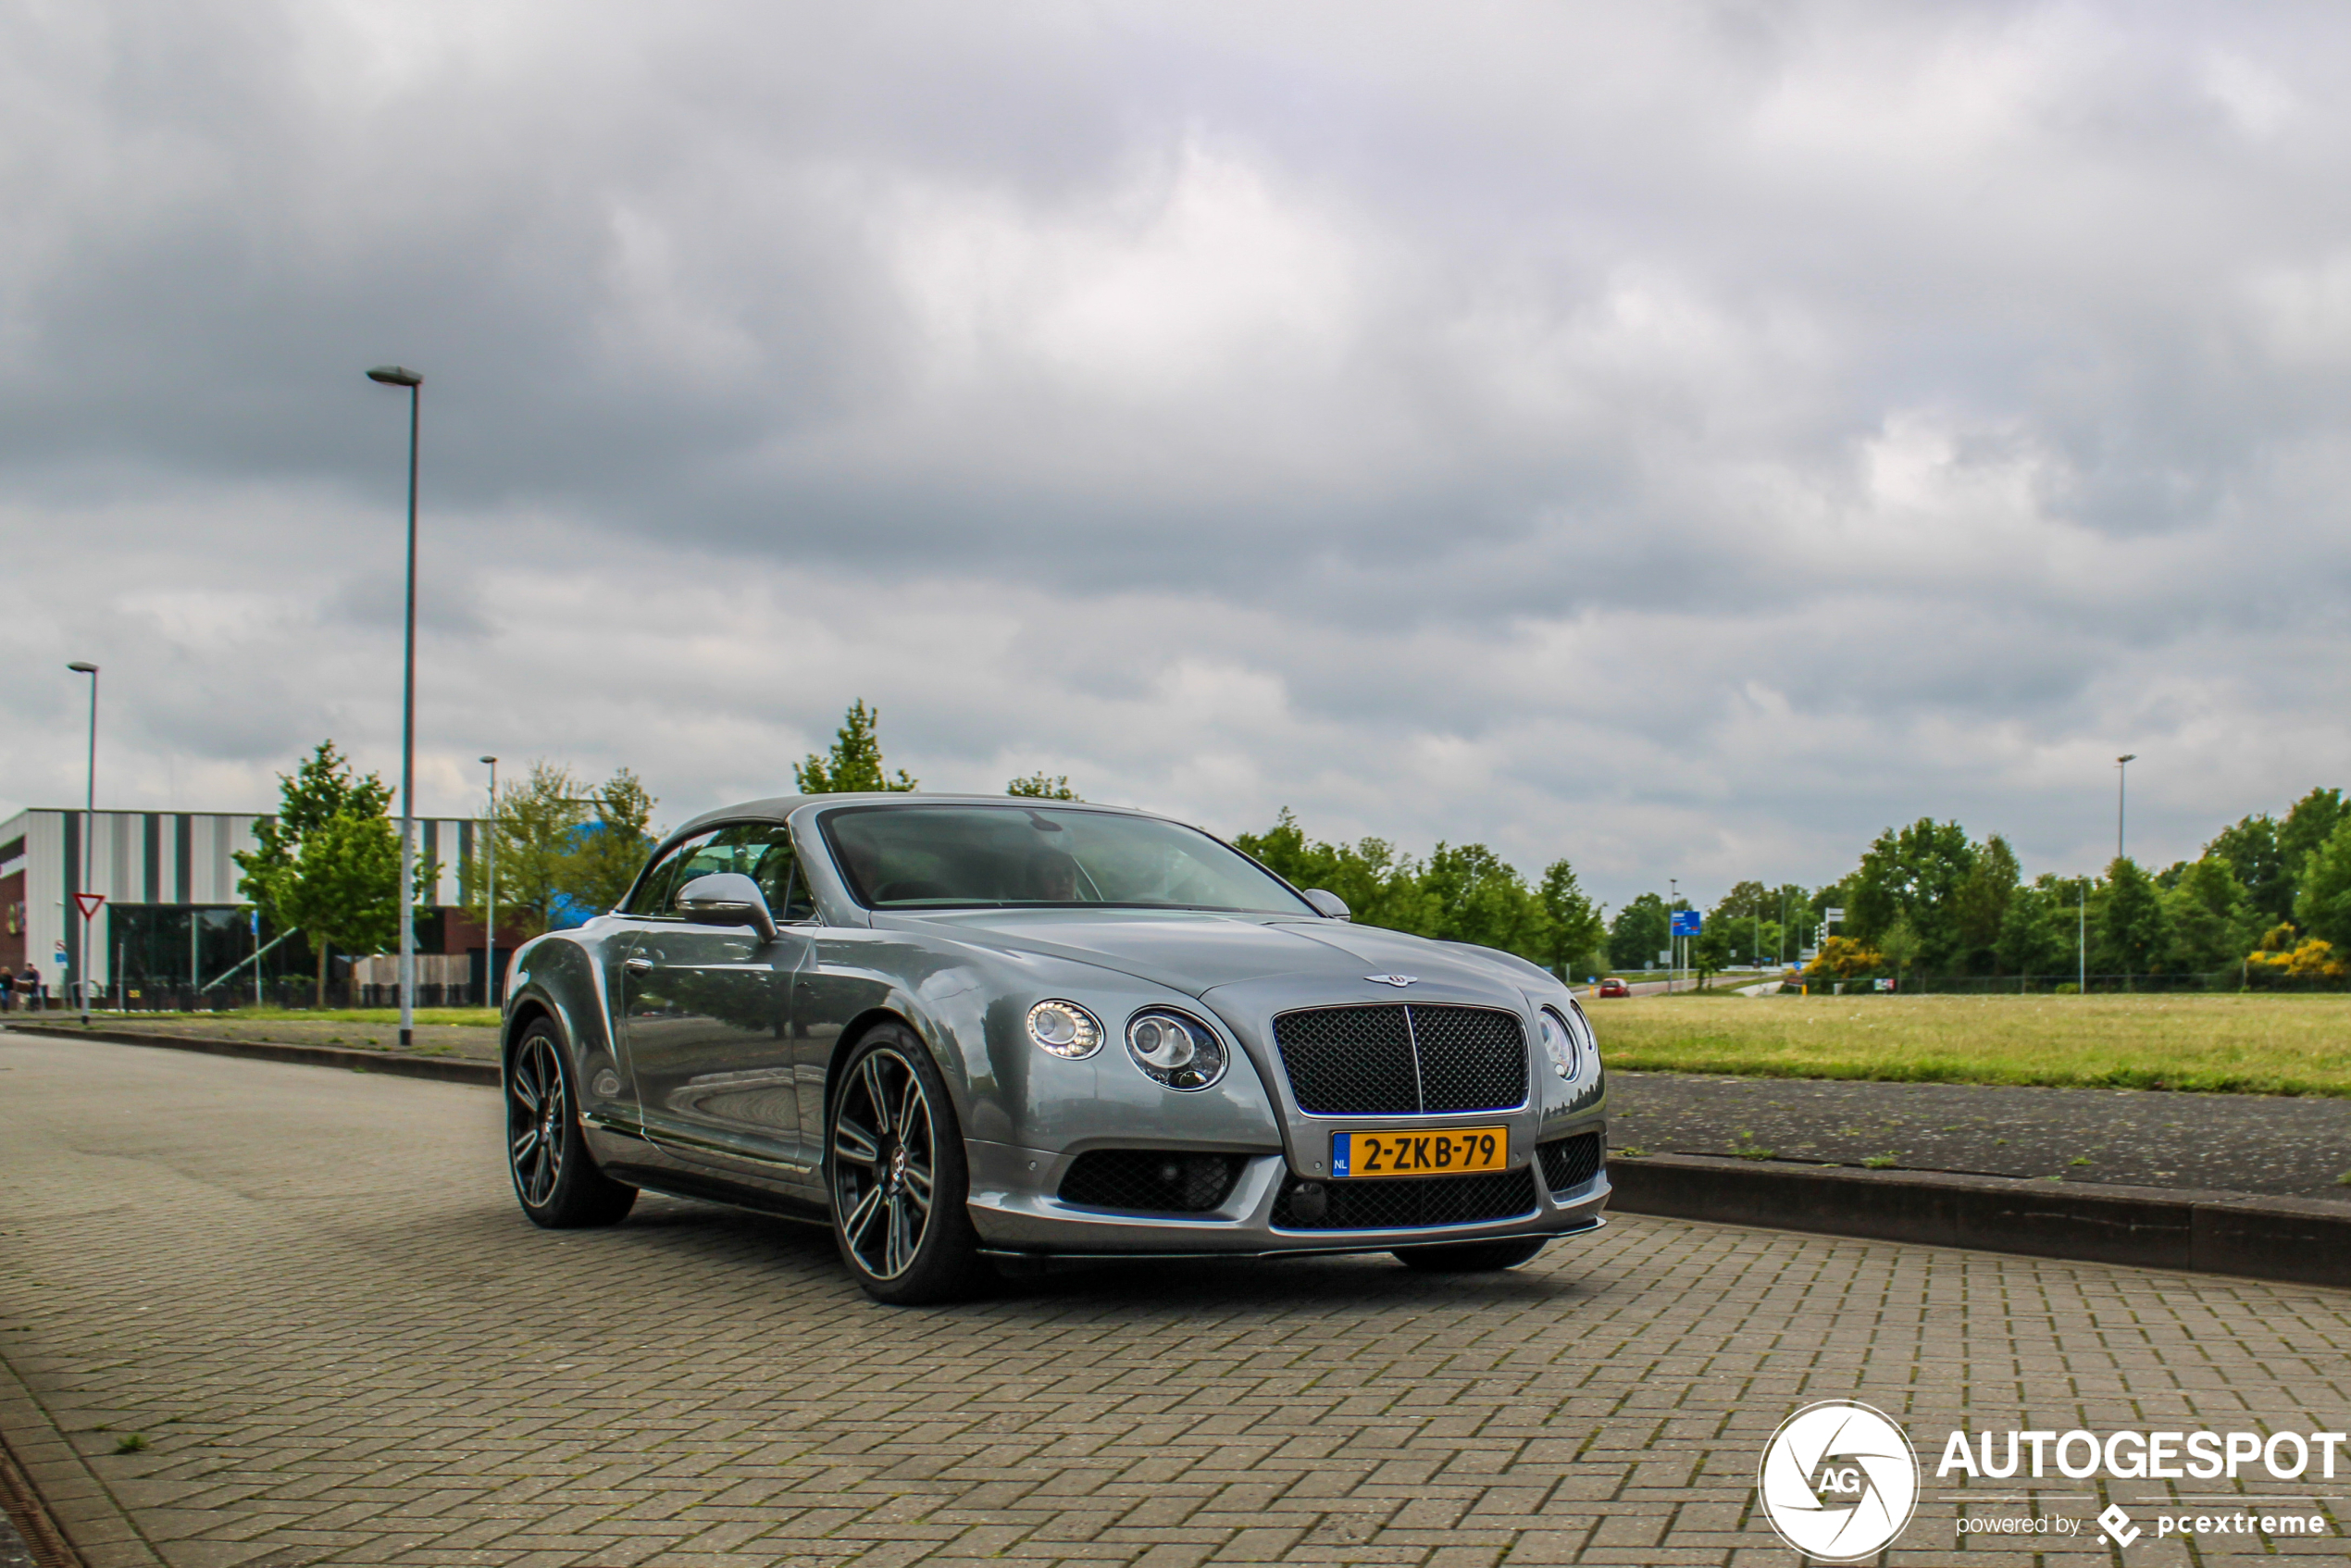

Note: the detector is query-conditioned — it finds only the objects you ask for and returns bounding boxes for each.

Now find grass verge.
[1588,993,2351,1097]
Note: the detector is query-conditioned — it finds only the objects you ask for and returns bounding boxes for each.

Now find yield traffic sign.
[72,891,106,921]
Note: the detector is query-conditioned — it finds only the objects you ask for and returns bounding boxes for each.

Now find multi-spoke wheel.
[827,1025,989,1304]
[505,1020,637,1229]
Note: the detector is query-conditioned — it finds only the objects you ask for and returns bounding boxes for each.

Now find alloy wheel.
[830,1047,937,1280]
[507,1033,567,1208]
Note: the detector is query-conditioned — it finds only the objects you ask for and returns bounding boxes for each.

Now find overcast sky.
[6,0,2346,907]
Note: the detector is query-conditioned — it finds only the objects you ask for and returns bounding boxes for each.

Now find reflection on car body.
[498,794,1610,1302]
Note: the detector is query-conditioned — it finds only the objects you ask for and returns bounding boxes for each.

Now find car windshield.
[821,804,1314,915]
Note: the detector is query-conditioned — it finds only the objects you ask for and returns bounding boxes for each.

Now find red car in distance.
[1595,977,1631,998]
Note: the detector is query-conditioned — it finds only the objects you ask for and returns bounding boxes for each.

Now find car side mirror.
[676,872,779,941]
[1302,889,1350,920]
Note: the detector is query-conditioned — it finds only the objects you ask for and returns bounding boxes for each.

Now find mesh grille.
[1271,1005,1417,1114]
[1411,1006,1530,1113]
[1538,1132,1605,1194]
[1272,1168,1539,1231]
[1271,1003,1526,1115]
[1057,1151,1245,1213]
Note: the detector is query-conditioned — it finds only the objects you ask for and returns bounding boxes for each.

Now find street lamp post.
[67,661,98,1023]
[2116,753,2137,864]
[367,364,423,1049]
[480,755,498,1010]
[1668,877,1679,985]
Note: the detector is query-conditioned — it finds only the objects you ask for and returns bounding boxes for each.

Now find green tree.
[2167,855,2253,974]
[2208,813,2292,927]
[234,740,429,1005]
[565,768,659,915]
[1537,859,1606,980]
[1876,913,1922,989]
[487,762,591,937]
[1690,924,1732,987]
[2279,788,2348,888]
[1949,834,2021,972]
[1846,818,1977,970]
[1421,842,1544,955]
[2292,815,2351,954]
[1006,773,1079,800]
[2094,858,2170,976]
[1609,893,1670,972]
[796,700,916,793]
[481,763,660,937]
[1233,810,1433,934]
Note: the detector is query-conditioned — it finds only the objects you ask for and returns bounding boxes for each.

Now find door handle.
[623,956,653,977]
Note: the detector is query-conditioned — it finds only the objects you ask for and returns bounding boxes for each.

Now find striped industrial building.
[0,807,511,1005]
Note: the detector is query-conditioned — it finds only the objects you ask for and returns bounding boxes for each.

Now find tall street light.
[367,364,423,1049]
[480,755,498,1011]
[2116,753,2137,865]
[67,661,98,1024]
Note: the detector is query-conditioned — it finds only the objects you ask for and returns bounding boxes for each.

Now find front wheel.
[506,1023,637,1228]
[1392,1237,1547,1273]
[827,1025,989,1305]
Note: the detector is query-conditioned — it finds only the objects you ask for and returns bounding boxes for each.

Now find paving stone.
[0,1034,2346,1563]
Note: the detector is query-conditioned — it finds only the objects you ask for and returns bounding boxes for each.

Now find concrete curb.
[1609,1152,2351,1290]
[11,1026,2347,1290]
[1,1024,499,1087]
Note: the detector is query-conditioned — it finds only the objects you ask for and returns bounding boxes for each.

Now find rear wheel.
[827,1024,989,1305]
[1392,1237,1547,1273]
[506,1022,637,1228]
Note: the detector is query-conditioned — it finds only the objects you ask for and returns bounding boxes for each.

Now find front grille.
[1538,1132,1604,1194]
[1057,1151,1245,1213]
[1272,1003,1527,1115]
[1272,1168,1539,1231]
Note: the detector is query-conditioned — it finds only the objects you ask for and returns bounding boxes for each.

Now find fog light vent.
[1058,1151,1245,1213]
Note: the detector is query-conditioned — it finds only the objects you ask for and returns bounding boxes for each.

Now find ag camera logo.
[1758,1400,1921,1561]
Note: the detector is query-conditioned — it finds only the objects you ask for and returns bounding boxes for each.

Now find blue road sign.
[1670,910,1702,937]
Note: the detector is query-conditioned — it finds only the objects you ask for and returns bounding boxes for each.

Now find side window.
[625,829,719,917]
[777,865,816,924]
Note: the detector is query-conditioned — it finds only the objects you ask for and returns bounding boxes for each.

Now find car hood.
[877,908,1536,1002]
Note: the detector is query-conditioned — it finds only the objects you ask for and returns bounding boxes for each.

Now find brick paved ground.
[1,1033,2346,1567]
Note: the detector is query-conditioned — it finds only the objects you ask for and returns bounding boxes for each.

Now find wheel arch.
[823,1003,963,1125]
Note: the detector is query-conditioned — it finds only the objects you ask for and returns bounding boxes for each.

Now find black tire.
[506,1021,637,1229]
[827,1023,989,1305]
[1392,1236,1548,1273]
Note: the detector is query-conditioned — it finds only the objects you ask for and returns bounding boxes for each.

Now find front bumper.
[963,1124,1611,1257]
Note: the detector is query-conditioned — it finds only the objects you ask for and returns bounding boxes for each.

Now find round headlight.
[1125,1008,1227,1090]
[1026,999,1102,1059]
[1538,1007,1581,1079]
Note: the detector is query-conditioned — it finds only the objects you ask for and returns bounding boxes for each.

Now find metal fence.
[28,979,498,1013]
[1791,969,2342,995]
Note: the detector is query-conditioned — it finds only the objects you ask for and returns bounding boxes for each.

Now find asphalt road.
[2,1033,2347,1564]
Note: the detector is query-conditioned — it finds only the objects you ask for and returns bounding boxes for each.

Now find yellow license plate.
[1332,1126,1508,1179]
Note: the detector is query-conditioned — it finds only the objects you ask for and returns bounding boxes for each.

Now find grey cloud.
[6,0,2351,907]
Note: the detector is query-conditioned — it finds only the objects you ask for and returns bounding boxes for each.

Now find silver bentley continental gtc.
[500,794,1610,1302]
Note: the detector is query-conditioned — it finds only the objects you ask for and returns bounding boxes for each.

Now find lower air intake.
[1057,1151,1245,1213]
[1272,1168,1539,1231]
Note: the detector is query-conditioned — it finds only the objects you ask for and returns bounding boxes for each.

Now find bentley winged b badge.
[1364,974,1420,988]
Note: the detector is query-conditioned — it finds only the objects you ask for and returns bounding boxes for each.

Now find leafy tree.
[1537,859,1607,980]
[796,700,916,793]
[1690,925,1732,987]
[563,768,659,915]
[2094,857,2170,976]
[2208,813,2292,927]
[1949,835,2020,972]
[1846,818,1976,969]
[2166,855,2253,973]
[1876,914,1922,988]
[2279,788,2348,885]
[2292,815,2351,954]
[1421,841,1544,955]
[1007,773,1079,801]
[482,763,659,937]
[1234,810,1433,934]
[1609,892,1671,972]
[235,740,432,1004]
